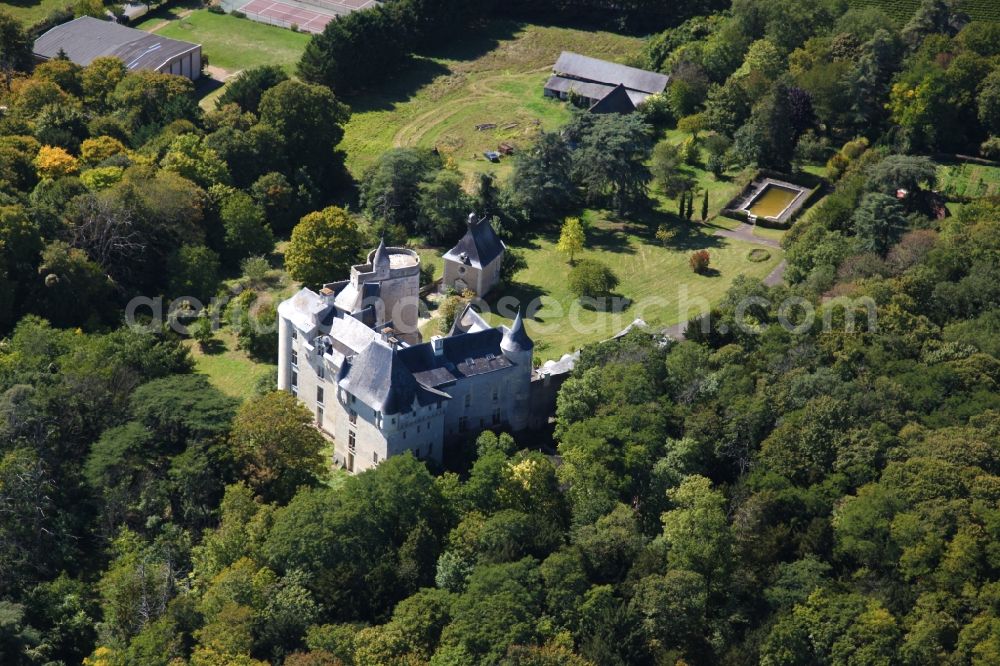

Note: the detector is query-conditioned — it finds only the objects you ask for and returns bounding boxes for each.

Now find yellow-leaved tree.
[34,145,79,179]
[557,216,585,264]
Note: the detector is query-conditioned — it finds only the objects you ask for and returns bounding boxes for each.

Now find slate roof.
[501,310,534,354]
[544,75,652,106]
[34,17,199,71]
[448,303,492,336]
[589,84,637,114]
[552,51,669,95]
[340,339,448,414]
[399,328,513,388]
[372,237,390,271]
[443,215,505,269]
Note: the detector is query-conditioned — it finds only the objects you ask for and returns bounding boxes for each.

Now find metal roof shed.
[34,16,202,80]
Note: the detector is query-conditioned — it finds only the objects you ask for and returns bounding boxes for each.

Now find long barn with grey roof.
[34,16,201,80]
[544,51,669,113]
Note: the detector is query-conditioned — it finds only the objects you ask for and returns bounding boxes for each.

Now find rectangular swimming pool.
[746,184,801,219]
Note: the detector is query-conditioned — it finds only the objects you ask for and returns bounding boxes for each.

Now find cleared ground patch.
[341,22,646,178]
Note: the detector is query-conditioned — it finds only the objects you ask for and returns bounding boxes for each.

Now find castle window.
[291,371,298,396]
[373,452,379,464]
[317,386,324,404]
[464,393,471,409]
[348,431,356,451]
[291,327,297,340]
[458,416,468,433]
[291,350,298,368]
[349,410,357,425]
[317,364,324,379]
[493,409,501,425]
[492,386,499,401]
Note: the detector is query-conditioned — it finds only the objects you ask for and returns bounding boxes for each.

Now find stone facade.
[442,213,505,296]
[277,240,542,474]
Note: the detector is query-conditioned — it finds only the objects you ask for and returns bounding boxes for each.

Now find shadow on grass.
[620,206,726,252]
[587,223,635,254]
[343,56,451,113]
[344,21,521,114]
[194,75,225,102]
[199,339,227,355]
[132,0,203,26]
[482,280,549,320]
[414,20,521,62]
[578,294,631,313]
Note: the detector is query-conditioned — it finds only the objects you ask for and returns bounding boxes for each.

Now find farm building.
[544,51,669,113]
[33,16,202,80]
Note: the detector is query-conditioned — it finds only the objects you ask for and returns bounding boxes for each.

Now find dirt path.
[144,7,195,33]
[763,260,788,287]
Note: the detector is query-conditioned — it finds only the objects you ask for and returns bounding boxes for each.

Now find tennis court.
[236,0,377,33]
[237,0,333,32]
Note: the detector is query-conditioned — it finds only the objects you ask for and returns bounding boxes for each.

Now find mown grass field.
[3,0,69,28]
[847,0,1000,22]
[340,22,646,179]
[186,329,273,401]
[420,210,784,359]
[136,9,311,76]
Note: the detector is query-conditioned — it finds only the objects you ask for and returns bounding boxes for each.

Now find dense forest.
[2,0,1000,664]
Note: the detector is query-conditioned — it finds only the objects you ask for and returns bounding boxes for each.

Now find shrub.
[689,250,710,274]
[240,255,271,286]
[747,248,771,263]
[568,259,619,299]
[980,136,1000,160]
[190,313,215,349]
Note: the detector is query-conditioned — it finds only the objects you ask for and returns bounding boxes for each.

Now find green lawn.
[3,0,71,28]
[136,9,311,75]
[187,329,274,401]
[341,22,646,179]
[420,207,783,360]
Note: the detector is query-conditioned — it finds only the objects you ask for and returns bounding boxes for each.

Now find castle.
[277,231,568,474]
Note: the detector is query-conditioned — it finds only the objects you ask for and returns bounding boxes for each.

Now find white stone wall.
[443,259,478,295]
[476,255,503,296]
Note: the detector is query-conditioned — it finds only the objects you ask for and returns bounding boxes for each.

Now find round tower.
[500,309,534,431]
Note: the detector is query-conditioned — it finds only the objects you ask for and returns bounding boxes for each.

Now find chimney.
[432,336,444,356]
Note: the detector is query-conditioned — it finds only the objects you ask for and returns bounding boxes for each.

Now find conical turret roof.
[501,309,533,354]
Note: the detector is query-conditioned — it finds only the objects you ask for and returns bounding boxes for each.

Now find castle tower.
[500,309,534,431]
